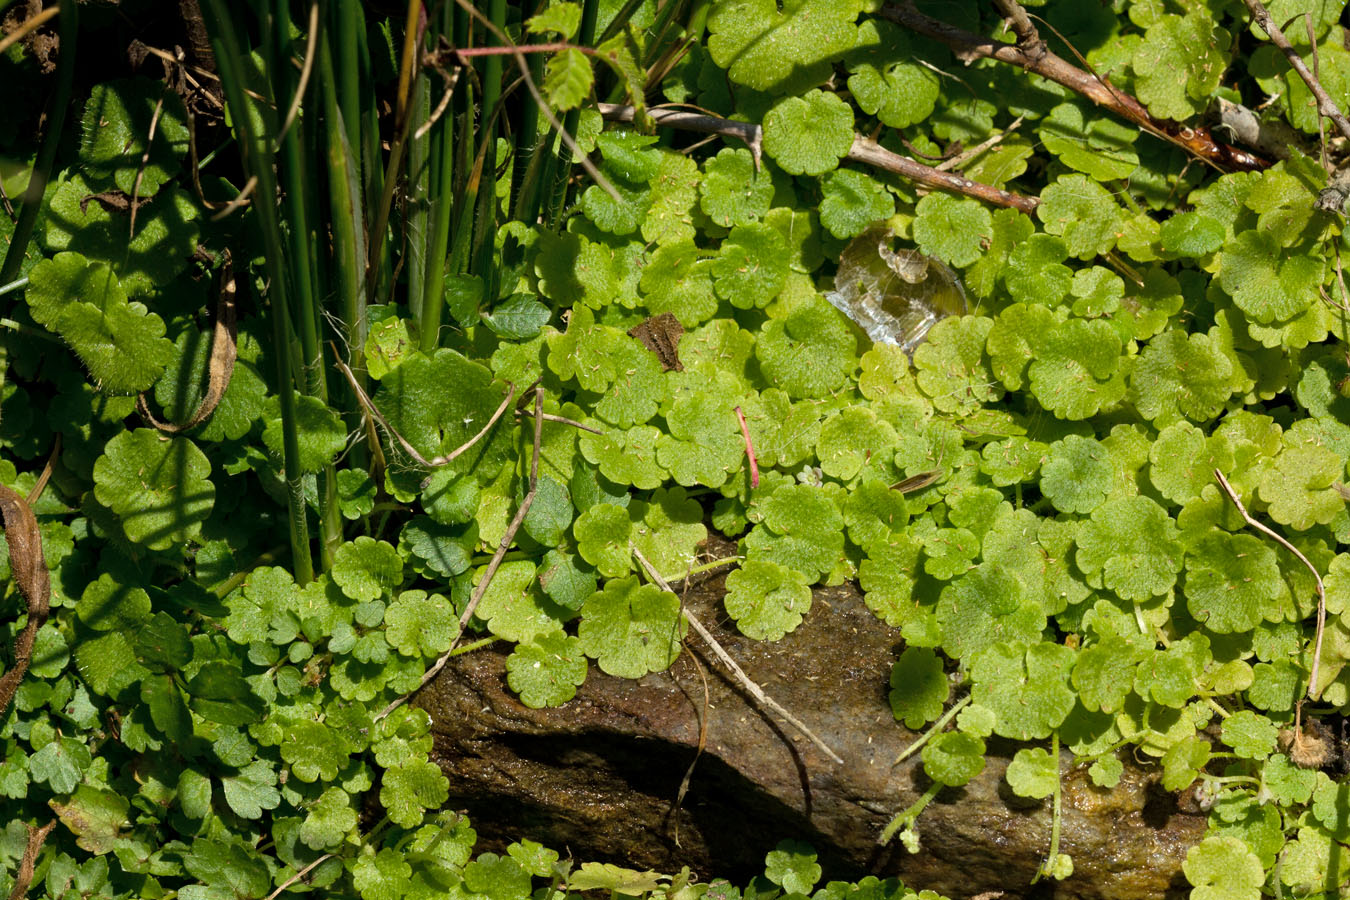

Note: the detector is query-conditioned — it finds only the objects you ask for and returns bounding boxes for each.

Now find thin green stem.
[878,781,943,847]
[0,278,29,298]
[200,0,314,583]
[1032,731,1065,884]
[894,695,971,765]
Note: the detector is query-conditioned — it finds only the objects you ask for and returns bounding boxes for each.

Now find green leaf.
[29,737,91,794]
[971,642,1076,741]
[639,241,718,327]
[921,731,985,787]
[187,661,265,726]
[351,847,414,900]
[79,78,188,194]
[700,147,773,228]
[1037,174,1124,259]
[92,428,215,551]
[1027,318,1125,420]
[506,632,589,708]
[819,169,895,240]
[1133,15,1230,120]
[912,194,992,269]
[385,590,456,658]
[761,90,855,176]
[846,22,939,129]
[938,567,1045,661]
[473,560,568,643]
[49,783,130,854]
[888,647,948,729]
[764,840,821,894]
[380,758,450,829]
[914,316,998,416]
[184,838,270,900]
[1130,329,1238,426]
[755,301,856,400]
[724,560,812,641]
[1038,102,1138,180]
[300,787,359,851]
[77,573,151,632]
[577,576,684,678]
[1257,442,1343,531]
[528,2,581,37]
[332,537,404,602]
[707,0,863,93]
[25,252,174,392]
[1077,496,1182,602]
[1005,746,1058,800]
[1218,229,1322,324]
[1039,436,1114,515]
[743,483,845,583]
[220,759,281,820]
[712,222,790,309]
[1183,835,1264,900]
[543,49,593,110]
[1159,211,1224,257]
[483,294,552,341]
[1184,532,1281,633]
[44,176,201,296]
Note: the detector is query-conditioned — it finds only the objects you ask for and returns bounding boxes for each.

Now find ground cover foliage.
[4,0,1350,897]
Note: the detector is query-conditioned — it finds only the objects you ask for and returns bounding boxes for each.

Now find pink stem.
[734,406,759,489]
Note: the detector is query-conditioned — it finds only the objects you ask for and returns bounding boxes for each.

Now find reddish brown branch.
[848,135,1038,212]
[7,820,56,900]
[1240,0,1350,145]
[599,104,1039,212]
[880,0,1268,173]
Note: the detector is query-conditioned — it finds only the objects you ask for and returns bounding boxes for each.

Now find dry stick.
[599,103,1039,213]
[935,115,1024,172]
[1213,469,1327,714]
[138,251,238,432]
[632,546,845,765]
[514,407,603,434]
[1241,0,1350,145]
[263,853,335,900]
[378,385,546,721]
[880,0,1267,173]
[7,819,57,900]
[129,94,167,239]
[600,103,763,169]
[333,352,517,469]
[0,5,58,56]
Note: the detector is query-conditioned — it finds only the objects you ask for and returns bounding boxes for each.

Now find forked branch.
[880,0,1267,173]
[1240,0,1350,144]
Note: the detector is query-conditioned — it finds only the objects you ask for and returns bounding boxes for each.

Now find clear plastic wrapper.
[824,224,967,353]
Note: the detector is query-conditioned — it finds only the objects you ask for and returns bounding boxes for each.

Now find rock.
[417,563,1203,900]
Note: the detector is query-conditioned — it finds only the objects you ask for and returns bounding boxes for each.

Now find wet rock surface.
[417,562,1204,900]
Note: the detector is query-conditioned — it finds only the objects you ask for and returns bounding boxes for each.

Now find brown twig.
[599,103,1038,212]
[138,250,237,432]
[378,385,546,720]
[1241,0,1350,145]
[1213,469,1327,713]
[600,102,763,169]
[848,134,1038,212]
[881,0,1267,173]
[7,819,56,900]
[633,547,844,764]
[274,1,320,147]
[513,407,603,434]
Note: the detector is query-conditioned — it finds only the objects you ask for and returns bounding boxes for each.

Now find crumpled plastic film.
[824,224,967,354]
